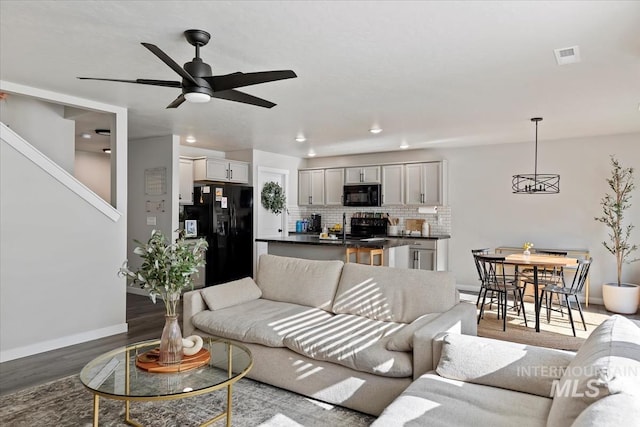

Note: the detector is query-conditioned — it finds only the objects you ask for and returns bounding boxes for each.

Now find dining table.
[501,253,579,332]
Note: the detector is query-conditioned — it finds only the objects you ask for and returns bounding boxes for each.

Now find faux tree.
[594,156,638,285]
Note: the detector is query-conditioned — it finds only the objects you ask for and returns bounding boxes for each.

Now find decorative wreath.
[261,181,287,215]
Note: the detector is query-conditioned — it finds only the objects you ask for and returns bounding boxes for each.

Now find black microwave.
[343,184,382,207]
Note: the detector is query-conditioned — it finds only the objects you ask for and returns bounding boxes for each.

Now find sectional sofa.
[373,314,640,426]
[183,253,477,416]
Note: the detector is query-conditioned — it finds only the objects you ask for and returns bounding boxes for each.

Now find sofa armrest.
[183,289,206,337]
[412,301,477,379]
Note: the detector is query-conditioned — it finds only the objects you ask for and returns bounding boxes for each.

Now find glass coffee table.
[80,338,253,427]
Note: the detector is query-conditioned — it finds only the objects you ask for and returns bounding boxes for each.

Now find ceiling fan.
[78,29,297,109]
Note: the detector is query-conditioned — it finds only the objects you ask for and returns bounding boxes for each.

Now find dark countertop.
[255,233,450,249]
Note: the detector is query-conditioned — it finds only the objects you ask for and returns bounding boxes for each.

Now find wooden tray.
[135,348,211,373]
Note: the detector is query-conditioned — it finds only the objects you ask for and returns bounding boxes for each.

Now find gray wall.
[0,95,75,172]
[306,132,640,301]
[127,135,180,278]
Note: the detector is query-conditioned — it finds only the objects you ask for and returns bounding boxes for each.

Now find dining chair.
[471,248,491,307]
[537,257,592,337]
[520,249,568,314]
[476,255,528,332]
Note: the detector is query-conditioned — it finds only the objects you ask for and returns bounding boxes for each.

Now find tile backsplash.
[288,205,451,236]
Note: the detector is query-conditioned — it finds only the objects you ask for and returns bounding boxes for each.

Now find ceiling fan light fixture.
[512,117,560,194]
[184,92,211,103]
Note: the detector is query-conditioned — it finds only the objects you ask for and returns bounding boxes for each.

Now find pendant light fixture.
[512,117,560,194]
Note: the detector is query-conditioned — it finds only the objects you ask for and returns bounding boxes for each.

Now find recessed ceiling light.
[80,132,92,139]
[400,142,409,149]
[307,150,316,157]
[369,127,382,134]
[102,148,111,154]
[95,129,111,136]
[185,136,196,144]
[295,135,306,143]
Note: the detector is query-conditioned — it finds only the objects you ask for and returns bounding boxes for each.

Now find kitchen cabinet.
[179,158,194,205]
[345,166,381,184]
[324,168,344,205]
[408,239,448,271]
[194,158,250,184]
[299,169,325,206]
[381,164,403,205]
[405,162,443,205]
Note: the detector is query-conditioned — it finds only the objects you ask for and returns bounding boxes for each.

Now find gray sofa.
[183,254,477,416]
[372,314,640,426]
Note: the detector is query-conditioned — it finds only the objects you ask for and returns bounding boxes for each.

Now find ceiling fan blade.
[141,42,200,87]
[211,90,276,108]
[166,94,186,109]
[77,77,181,88]
[205,70,297,92]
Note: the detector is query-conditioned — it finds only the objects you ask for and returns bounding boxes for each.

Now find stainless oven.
[343,184,381,207]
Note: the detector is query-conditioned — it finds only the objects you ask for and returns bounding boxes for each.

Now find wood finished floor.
[1,293,638,397]
[0,294,168,396]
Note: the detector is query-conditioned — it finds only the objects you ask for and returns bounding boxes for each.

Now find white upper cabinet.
[179,158,194,205]
[299,169,325,206]
[194,158,250,184]
[345,166,381,184]
[382,164,404,205]
[405,162,443,205]
[324,168,344,205]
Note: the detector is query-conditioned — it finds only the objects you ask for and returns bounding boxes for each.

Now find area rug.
[0,375,375,426]
[476,299,611,351]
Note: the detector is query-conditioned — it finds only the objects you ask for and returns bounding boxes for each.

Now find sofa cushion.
[256,254,344,311]
[332,263,457,322]
[191,298,334,347]
[570,392,640,427]
[371,372,552,427]
[282,313,413,377]
[435,333,574,397]
[386,313,440,352]
[199,277,262,311]
[547,315,640,427]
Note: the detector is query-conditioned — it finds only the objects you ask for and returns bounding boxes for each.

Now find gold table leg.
[93,394,99,427]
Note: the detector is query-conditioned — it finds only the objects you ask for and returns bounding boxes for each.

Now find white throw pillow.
[199,277,262,311]
[436,333,574,397]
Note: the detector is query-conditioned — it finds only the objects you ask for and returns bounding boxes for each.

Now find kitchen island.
[255,234,450,269]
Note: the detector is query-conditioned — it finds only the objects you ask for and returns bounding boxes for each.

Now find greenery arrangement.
[119,229,208,316]
[522,242,534,252]
[261,181,287,215]
[594,155,638,286]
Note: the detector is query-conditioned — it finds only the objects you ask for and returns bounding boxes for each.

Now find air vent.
[554,46,581,65]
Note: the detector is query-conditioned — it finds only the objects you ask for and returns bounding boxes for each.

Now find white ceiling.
[1,1,639,158]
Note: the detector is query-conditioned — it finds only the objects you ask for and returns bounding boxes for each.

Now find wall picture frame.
[184,220,198,237]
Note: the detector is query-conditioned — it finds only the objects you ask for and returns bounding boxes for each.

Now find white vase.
[602,282,640,314]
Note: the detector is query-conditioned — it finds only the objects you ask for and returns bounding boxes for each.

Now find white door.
[257,167,289,239]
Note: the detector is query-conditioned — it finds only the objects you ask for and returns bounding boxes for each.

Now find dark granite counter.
[256,233,450,249]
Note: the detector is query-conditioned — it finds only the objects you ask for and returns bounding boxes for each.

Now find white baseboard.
[0,323,128,363]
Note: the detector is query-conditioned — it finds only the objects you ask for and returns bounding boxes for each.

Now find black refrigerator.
[184,184,253,286]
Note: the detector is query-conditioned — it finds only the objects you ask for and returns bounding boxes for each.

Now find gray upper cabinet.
[194,158,250,184]
[345,166,381,184]
[299,169,325,206]
[381,164,404,205]
[324,168,344,205]
[405,162,443,205]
